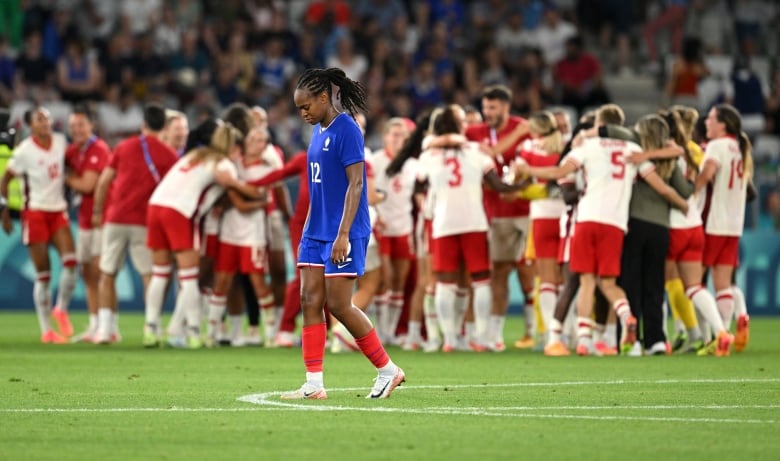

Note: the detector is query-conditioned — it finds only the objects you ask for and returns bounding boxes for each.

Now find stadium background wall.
[0,224,778,315]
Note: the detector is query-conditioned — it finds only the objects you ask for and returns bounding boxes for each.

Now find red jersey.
[65,136,111,229]
[465,115,531,218]
[249,151,309,224]
[106,135,178,226]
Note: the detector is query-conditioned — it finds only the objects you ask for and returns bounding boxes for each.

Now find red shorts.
[378,234,414,260]
[22,210,69,245]
[667,226,704,262]
[432,231,490,274]
[703,234,739,267]
[532,218,560,259]
[146,205,197,252]
[214,242,266,274]
[569,222,624,277]
[202,234,219,259]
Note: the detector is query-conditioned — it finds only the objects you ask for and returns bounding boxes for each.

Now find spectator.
[355,0,406,30]
[553,36,609,114]
[97,86,144,146]
[56,38,101,104]
[663,36,709,108]
[724,55,767,137]
[643,0,689,69]
[731,0,775,55]
[479,44,509,87]
[174,0,203,30]
[534,2,578,66]
[407,59,443,113]
[120,0,162,36]
[685,0,731,55]
[130,32,168,99]
[14,31,57,102]
[42,6,77,63]
[99,33,135,96]
[325,34,368,82]
[256,36,297,98]
[765,68,780,135]
[495,9,537,65]
[0,35,15,105]
[74,0,119,50]
[153,4,182,57]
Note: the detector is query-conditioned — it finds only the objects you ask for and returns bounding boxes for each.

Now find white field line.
[3,378,780,424]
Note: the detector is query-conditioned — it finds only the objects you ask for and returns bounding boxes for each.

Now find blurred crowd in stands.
[0,0,779,225]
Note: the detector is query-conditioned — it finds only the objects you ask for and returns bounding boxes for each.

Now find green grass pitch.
[1,312,779,461]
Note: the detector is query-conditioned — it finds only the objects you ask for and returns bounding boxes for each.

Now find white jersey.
[669,156,703,229]
[417,143,494,238]
[564,137,653,232]
[219,158,274,247]
[701,136,746,236]
[8,133,68,211]
[371,149,417,236]
[516,142,565,220]
[149,155,236,219]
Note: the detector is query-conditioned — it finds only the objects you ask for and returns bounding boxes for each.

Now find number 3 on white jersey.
[310,161,322,183]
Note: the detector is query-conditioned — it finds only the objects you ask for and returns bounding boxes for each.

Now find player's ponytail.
[296,68,368,117]
[715,104,753,181]
[387,112,431,177]
[188,123,240,164]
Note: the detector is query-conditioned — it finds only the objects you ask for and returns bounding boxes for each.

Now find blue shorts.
[297,237,369,278]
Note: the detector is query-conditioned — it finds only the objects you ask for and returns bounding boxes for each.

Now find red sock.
[355,328,390,368]
[302,323,326,372]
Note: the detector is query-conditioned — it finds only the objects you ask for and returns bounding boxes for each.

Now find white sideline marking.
[4,378,780,424]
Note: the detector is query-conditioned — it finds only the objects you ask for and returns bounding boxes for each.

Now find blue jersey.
[303,113,371,241]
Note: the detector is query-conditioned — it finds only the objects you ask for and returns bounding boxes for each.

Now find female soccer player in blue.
[281,68,405,400]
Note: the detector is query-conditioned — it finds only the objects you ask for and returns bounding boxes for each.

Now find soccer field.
[1,312,779,461]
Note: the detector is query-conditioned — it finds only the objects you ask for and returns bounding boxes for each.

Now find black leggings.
[618,218,670,348]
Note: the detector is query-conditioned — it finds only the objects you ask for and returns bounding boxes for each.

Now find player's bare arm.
[65,169,99,194]
[519,160,578,181]
[226,188,268,213]
[644,170,689,214]
[91,166,116,228]
[694,159,718,193]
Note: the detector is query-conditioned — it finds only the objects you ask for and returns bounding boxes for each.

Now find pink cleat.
[593,341,618,356]
[41,330,68,344]
[367,366,405,399]
[51,306,73,337]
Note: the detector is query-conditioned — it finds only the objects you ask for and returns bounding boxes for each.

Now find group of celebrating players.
[0,75,752,359]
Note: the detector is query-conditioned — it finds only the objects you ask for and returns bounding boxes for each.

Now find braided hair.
[296,67,368,117]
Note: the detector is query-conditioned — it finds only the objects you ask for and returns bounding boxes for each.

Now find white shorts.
[489,217,530,262]
[266,209,287,252]
[99,223,152,276]
[76,227,102,264]
[365,240,381,273]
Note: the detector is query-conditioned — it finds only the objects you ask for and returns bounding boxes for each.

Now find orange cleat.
[593,341,618,356]
[514,335,535,349]
[51,306,73,337]
[620,315,638,354]
[715,331,734,357]
[543,341,571,356]
[41,330,68,344]
[734,315,749,352]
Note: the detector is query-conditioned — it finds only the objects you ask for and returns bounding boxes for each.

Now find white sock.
[377,359,397,376]
[576,316,593,350]
[33,272,52,333]
[259,294,276,342]
[407,320,422,343]
[375,292,390,341]
[273,305,284,335]
[176,268,201,338]
[453,288,469,335]
[464,321,475,343]
[422,288,439,343]
[435,282,458,347]
[55,255,77,311]
[613,299,632,325]
[487,315,503,345]
[97,307,112,337]
[472,280,491,345]
[539,282,557,338]
[88,313,98,333]
[229,315,243,340]
[523,302,535,337]
[112,311,120,336]
[732,285,747,317]
[604,322,617,348]
[687,285,725,334]
[207,293,227,338]
[306,371,324,388]
[547,318,563,345]
[387,290,404,340]
[715,288,735,331]
[145,265,171,332]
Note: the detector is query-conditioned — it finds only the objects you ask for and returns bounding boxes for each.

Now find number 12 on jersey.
[310,161,322,183]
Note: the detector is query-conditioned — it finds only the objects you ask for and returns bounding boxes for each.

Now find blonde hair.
[529,111,563,154]
[669,104,698,140]
[384,117,408,135]
[596,104,625,126]
[164,110,186,127]
[636,114,675,179]
[188,123,241,164]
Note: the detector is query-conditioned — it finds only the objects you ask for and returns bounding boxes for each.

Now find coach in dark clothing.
[619,115,693,354]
